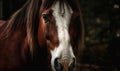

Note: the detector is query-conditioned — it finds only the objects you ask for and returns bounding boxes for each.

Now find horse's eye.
[42,13,49,23]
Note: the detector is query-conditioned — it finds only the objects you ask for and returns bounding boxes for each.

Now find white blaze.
[51,1,75,71]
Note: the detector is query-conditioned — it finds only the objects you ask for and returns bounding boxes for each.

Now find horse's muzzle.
[54,58,75,71]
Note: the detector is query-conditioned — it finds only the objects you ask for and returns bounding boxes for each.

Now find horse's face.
[38,1,79,71]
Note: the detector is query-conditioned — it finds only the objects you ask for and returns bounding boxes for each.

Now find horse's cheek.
[37,17,46,47]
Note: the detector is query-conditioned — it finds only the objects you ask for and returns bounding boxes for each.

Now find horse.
[0,0,84,71]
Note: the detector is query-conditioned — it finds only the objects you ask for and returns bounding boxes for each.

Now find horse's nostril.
[69,58,76,71]
[54,58,63,71]
[54,58,76,71]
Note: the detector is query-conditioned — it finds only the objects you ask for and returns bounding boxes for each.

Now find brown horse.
[0,0,84,71]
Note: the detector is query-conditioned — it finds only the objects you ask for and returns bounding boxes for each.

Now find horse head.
[37,0,84,71]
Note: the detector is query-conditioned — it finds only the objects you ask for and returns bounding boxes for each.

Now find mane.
[0,0,84,60]
[0,0,42,55]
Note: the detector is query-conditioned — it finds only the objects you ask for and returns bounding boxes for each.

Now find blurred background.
[0,0,120,71]
[79,0,120,71]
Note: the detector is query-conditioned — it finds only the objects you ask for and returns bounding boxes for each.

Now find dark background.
[0,0,26,20]
[0,0,120,71]
[79,0,120,71]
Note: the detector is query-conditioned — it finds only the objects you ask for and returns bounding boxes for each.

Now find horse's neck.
[0,20,6,27]
[0,21,29,61]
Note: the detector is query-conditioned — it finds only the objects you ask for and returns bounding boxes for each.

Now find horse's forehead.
[51,1,73,17]
[51,1,73,43]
